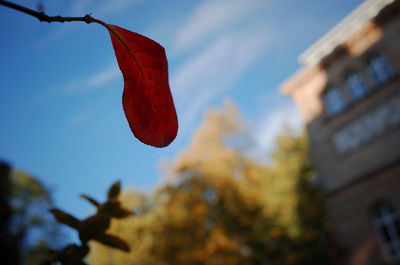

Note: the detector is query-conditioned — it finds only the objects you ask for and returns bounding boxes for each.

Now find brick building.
[280,0,400,264]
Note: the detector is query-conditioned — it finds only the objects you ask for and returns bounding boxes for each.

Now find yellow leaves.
[268,227,284,238]
[210,228,240,252]
[166,101,250,181]
[192,203,208,219]
[88,102,334,265]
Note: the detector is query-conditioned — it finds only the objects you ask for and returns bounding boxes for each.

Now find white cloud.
[34,64,120,103]
[255,101,303,152]
[85,65,120,88]
[94,0,142,17]
[66,99,107,127]
[57,64,119,95]
[36,24,76,48]
[70,0,95,15]
[65,0,144,18]
[67,107,96,127]
[175,0,265,51]
[171,27,270,137]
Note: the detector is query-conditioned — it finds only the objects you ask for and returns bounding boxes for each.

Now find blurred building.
[280,0,400,264]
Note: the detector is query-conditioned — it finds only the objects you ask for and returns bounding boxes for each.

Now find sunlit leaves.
[88,103,338,265]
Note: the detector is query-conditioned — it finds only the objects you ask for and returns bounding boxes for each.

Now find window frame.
[372,203,400,263]
[346,71,369,101]
[367,54,393,86]
[323,87,346,116]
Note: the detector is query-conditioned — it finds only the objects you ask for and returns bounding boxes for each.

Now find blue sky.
[0,0,365,218]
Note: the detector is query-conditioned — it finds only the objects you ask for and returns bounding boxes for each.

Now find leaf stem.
[0,0,95,23]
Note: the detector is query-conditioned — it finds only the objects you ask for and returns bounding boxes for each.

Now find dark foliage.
[42,181,132,265]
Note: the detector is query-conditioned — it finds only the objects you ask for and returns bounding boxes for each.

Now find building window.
[372,203,400,263]
[367,55,393,86]
[346,72,368,101]
[324,87,346,115]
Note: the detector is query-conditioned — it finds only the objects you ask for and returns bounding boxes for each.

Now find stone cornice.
[299,0,395,66]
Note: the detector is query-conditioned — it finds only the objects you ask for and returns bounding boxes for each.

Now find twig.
[0,0,95,23]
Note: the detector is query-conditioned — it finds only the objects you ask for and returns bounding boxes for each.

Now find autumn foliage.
[1,2,339,264]
[88,103,340,265]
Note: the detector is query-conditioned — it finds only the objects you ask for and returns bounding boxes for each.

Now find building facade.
[280,0,400,264]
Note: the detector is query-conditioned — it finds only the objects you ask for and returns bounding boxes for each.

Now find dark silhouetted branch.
[0,0,95,23]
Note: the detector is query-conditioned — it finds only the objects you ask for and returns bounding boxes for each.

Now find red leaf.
[107,25,178,147]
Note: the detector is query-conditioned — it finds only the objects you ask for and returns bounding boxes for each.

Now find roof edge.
[299,0,395,66]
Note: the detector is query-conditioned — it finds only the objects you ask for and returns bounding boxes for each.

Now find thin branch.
[0,0,95,23]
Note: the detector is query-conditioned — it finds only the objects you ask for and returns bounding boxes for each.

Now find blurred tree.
[89,189,160,265]
[258,127,315,235]
[90,178,292,265]
[262,128,340,264]
[166,100,252,178]
[0,161,20,265]
[89,102,338,265]
[7,167,65,265]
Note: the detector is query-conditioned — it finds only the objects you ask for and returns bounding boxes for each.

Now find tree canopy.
[1,166,66,265]
[89,102,339,265]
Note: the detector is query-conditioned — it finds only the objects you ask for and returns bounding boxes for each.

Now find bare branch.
[0,0,95,23]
